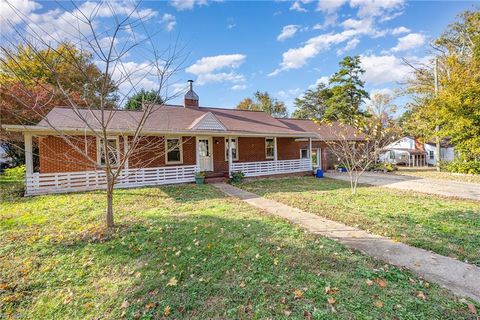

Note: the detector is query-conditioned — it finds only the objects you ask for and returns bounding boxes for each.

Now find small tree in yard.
[0,1,186,228]
[324,116,398,195]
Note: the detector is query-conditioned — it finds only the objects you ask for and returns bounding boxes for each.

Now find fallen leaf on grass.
[294,289,303,299]
[145,302,155,310]
[416,291,427,301]
[164,305,171,316]
[284,310,292,316]
[365,279,374,286]
[467,303,477,314]
[327,297,336,305]
[167,277,178,286]
[325,286,339,295]
[121,300,129,308]
[239,281,246,289]
[373,300,384,308]
[374,278,387,288]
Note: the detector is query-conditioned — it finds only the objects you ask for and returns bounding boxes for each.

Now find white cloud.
[231,84,246,90]
[290,0,312,12]
[186,54,246,74]
[391,33,426,52]
[0,0,41,30]
[337,38,360,55]
[269,32,350,76]
[391,26,410,35]
[277,25,300,42]
[316,0,347,13]
[349,0,405,18]
[308,76,330,89]
[161,13,176,31]
[360,54,412,84]
[186,54,247,86]
[169,0,220,11]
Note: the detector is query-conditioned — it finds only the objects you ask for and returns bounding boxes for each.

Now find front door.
[197,137,213,171]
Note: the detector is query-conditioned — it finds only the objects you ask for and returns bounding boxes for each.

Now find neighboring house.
[2,81,361,196]
[424,139,455,166]
[0,145,13,169]
[380,136,455,167]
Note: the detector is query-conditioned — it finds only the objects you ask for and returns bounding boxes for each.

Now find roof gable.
[188,112,226,131]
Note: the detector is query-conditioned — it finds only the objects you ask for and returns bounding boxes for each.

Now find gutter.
[2,124,317,139]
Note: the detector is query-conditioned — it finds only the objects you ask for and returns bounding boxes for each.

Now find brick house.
[3,81,361,195]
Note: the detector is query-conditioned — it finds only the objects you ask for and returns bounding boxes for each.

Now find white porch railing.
[25,165,197,196]
[231,159,311,177]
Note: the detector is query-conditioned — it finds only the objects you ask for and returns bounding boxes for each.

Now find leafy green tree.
[236,91,288,117]
[124,89,163,110]
[404,10,480,159]
[292,83,332,119]
[326,56,369,124]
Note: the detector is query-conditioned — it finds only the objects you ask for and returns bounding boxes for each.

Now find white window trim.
[300,148,310,159]
[97,136,120,167]
[265,137,275,159]
[224,137,239,161]
[165,137,184,165]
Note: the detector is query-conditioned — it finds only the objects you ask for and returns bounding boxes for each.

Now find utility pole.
[434,58,441,172]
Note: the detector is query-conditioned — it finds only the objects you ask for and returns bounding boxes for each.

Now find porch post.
[308,137,313,170]
[228,136,233,177]
[123,135,129,169]
[273,137,278,162]
[24,133,33,175]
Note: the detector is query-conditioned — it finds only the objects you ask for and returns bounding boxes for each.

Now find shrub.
[367,163,398,173]
[229,171,245,184]
[444,157,480,174]
[0,165,26,200]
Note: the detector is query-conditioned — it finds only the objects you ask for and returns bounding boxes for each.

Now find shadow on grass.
[40,214,470,319]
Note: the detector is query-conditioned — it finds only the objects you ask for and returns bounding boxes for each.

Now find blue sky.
[1,0,477,114]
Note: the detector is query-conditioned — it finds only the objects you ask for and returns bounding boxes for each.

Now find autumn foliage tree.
[236,91,288,117]
[0,43,118,164]
[403,10,480,161]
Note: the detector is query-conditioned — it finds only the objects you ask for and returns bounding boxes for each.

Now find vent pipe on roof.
[184,80,199,108]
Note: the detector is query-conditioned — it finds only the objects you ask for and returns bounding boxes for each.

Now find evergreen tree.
[327,56,369,123]
[124,89,163,110]
[292,83,332,119]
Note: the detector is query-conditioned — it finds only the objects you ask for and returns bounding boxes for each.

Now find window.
[98,137,119,166]
[166,137,183,164]
[429,150,434,160]
[265,138,275,159]
[225,137,238,161]
[300,149,309,159]
[312,148,321,168]
[389,151,396,159]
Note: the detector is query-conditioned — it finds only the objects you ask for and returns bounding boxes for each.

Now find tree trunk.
[106,172,115,228]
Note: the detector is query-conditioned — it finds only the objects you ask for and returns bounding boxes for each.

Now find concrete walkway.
[213,183,480,303]
[325,172,480,201]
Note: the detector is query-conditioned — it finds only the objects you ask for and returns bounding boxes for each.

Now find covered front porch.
[22,133,316,196]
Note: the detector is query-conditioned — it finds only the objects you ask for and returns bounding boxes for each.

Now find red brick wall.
[39,134,329,174]
[39,136,97,173]
[39,135,196,173]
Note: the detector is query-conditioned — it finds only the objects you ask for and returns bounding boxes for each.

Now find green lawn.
[1,185,478,319]
[393,168,480,184]
[238,177,480,266]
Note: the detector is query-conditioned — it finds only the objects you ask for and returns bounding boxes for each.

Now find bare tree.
[0,1,188,228]
[324,117,398,194]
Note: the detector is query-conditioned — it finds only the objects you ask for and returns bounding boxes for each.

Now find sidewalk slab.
[213,183,480,303]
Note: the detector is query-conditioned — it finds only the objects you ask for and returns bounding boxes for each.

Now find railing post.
[228,136,233,177]
[308,137,313,170]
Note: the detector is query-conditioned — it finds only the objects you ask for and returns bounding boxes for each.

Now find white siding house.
[380,137,455,167]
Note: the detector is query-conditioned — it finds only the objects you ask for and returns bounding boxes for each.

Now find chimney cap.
[185,80,198,100]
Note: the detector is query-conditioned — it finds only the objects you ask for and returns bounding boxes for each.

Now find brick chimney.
[184,80,199,108]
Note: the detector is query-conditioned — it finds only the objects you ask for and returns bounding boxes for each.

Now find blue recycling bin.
[316,168,324,178]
